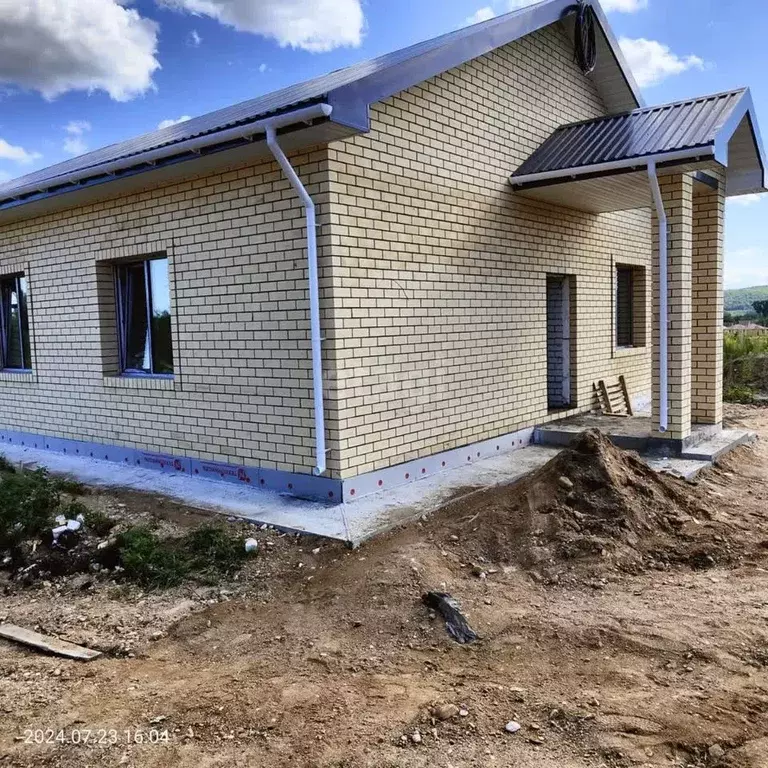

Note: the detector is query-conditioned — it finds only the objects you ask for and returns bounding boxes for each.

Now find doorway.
[546,274,573,410]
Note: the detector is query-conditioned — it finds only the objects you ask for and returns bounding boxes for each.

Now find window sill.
[614,345,647,357]
[0,369,34,382]
[103,375,176,391]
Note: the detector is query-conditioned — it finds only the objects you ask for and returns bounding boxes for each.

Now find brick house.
[0,0,764,502]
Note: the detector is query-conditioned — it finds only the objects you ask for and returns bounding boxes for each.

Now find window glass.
[123,262,150,371]
[116,257,173,375]
[148,258,173,374]
[1,274,32,370]
[616,267,634,347]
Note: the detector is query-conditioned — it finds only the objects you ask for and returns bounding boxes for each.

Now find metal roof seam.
[512,90,751,179]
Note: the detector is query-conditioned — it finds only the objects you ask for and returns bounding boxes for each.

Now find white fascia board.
[509,146,715,188]
[329,0,643,132]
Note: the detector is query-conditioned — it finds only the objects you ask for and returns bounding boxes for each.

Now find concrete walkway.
[0,442,560,546]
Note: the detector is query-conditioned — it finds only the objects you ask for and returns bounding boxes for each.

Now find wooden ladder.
[594,375,633,417]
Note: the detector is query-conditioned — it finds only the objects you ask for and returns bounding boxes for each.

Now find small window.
[0,273,32,371]
[115,256,174,376]
[616,266,634,347]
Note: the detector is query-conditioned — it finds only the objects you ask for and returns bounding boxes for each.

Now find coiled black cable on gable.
[572,1,597,75]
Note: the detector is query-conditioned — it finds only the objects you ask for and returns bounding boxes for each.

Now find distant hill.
[725,285,768,312]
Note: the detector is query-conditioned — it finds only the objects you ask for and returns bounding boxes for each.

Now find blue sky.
[0,0,766,288]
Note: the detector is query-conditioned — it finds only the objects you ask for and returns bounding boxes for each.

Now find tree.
[752,300,768,316]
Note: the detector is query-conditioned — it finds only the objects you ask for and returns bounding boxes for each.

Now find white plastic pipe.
[266,124,327,475]
[647,160,668,433]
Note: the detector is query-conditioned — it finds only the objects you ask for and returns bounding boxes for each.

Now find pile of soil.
[439,430,731,578]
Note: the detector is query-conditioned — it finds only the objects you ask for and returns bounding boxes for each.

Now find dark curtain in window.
[616,267,634,347]
[116,257,173,375]
[0,275,31,370]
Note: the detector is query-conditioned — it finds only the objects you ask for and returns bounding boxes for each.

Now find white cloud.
[467,7,495,24]
[0,0,159,101]
[619,37,705,87]
[158,0,364,52]
[601,0,647,10]
[62,120,92,156]
[258,63,268,73]
[63,136,88,156]
[65,120,91,136]
[728,194,765,207]
[507,0,646,9]
[188,29,202,46]
[158,115,192,130]
[0,138,41,165]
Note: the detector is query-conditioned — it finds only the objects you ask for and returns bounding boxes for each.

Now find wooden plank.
[619,375,633,416]
[0,623,102,661]
[598,380,613,414]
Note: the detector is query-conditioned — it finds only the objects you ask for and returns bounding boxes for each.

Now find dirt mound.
[439,429,728,578]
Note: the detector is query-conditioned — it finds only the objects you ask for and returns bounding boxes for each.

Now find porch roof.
[510,88,768,212]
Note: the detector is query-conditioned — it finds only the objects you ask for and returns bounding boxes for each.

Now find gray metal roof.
[512,89,747,180]
[0,0,641,210]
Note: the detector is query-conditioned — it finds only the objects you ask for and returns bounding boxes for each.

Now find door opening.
[546,274,573,410]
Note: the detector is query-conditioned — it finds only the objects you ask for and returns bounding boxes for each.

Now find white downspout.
[266,121,329,475]
[647,160,668,433]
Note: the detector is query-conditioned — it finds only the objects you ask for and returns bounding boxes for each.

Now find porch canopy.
[509,88,768,447]
[509,89,768,212]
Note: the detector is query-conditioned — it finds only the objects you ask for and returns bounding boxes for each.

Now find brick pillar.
[692,171,725,425]
[652,173,693,440]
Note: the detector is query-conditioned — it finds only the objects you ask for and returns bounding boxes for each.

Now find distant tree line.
[724,300,768,327]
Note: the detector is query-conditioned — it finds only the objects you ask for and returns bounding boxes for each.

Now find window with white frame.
[115,256,174,376]
[0,273,32,371]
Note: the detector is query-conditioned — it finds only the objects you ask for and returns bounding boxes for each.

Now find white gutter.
[7,101,334,476]
[266,123,328,476]
[8,103,334,201]
[510,146,713,188]
[647,160,668,433]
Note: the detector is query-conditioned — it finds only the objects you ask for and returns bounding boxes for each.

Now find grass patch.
[112,526,191,589]
[0,468,100,553]
[0,469,62,551]
[724,332,768,401]
[109,524,247,590]
[57,477,90,496]
[724,385,756,404]
[0,465,248,590]
[81,507,116,537]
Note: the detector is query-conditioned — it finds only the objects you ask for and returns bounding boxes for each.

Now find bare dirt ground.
[2,405,768,767]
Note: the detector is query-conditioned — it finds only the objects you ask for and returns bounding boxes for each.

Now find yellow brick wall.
[0,21,655,483]
[692,167,725,426]
[0,148,333,474]
[324,23,653,478]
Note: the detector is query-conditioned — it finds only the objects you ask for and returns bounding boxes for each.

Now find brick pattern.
[652,172,694,440]
[0,149,333,474]
[0,22,658,482]
[325,23,652,478]
[692,169,725,425]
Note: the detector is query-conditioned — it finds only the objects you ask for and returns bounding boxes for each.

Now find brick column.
[692,170,725,425]
[652,172,693,441]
